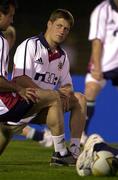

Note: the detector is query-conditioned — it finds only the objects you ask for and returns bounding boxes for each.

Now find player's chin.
[55,38,64,44]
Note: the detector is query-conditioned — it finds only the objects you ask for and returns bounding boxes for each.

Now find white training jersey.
[13,33,73,90]
[0,33,9,77]
[0,33,9,114]
[0,32,21,115]
[89,0,118,72]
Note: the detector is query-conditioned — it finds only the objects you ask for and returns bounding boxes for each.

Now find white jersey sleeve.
[89,1,108,42]
[13,38,36,78]
[0,36,9,77]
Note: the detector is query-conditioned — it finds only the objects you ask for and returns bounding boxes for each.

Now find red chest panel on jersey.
[48,50,61,62]
[0,92,22,109]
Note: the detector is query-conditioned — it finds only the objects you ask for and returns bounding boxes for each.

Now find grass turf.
[0,140,117,180]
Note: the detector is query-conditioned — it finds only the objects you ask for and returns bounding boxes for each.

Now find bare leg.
[0,124,13,155]
[83,82,102,139]
[67,93,86,158]
[69,93,86,139]
[25,90,64,136]
[0,123,26,155]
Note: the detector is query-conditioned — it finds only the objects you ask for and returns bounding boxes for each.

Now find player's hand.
[59,91,70,111]
[18,87,39,104]
[58,84,73,96]
[58,88,74,112]
[91,69,103,81]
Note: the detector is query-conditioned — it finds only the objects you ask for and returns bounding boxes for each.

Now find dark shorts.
[103,68,118,86]
[94,142,118,156]
[0,100,33,123]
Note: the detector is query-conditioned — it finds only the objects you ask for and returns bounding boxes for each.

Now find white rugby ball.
[92,150,117,176]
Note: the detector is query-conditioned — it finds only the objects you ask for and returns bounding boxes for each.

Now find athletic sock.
[52,134,67,156]
[70,138,80,158]
[26,127,44,141]
[85,100,95,134]
[31,130,44,141]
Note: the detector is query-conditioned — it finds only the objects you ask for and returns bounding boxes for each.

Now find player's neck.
[44,33,58,52]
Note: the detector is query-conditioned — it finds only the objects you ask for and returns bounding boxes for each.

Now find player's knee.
[51,90,62,105]
[85,83,101,100]
[75,93,86,106]
[80,93,86,105]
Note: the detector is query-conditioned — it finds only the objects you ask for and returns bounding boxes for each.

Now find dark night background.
[11,0,103,74]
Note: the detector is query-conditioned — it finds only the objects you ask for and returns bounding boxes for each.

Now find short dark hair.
[49,9,74,28]
[0,0,17,14]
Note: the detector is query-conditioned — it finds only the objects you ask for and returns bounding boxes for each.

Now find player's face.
[0,5,15,31]
[47,18,70,45]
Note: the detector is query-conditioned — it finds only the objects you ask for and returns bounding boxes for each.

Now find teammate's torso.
[0,34,9,77]
[89,0,118,72]
[0,33,19,113]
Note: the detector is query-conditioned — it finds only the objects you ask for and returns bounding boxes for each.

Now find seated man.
[0,4,86,166]
[0,1,80,166]
[12,8,87,164]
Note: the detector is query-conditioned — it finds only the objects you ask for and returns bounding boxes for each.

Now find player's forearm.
[13,75,40,89]
[91,39,103,71]
[59,84,73,95]
[0,76,20,92]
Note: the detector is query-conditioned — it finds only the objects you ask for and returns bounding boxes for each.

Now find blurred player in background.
[0,1,84,166]
[81,0,118,145]
[12,9,87,165]
[3,25,53,147]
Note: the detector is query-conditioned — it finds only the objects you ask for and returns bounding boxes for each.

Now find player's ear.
[47,20,53,28]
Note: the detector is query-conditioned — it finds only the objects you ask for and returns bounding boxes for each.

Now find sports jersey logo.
[58,62,63,70]
[34,72,58,85]
[113,29,118,36]
[34,58,44,64]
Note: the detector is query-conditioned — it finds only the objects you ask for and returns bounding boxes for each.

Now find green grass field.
[0,140,118,180]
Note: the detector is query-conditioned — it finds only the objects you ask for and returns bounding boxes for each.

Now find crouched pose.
[12,8,86,164]
[0,3,86,166]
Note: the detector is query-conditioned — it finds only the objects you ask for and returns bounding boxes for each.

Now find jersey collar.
[39,32,50,50]
[38,32,65,56]
[0,31,4,37]
[110,0,118,12]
